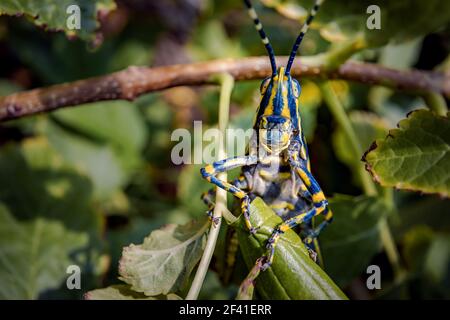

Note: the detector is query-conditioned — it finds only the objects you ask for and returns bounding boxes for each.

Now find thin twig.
[423,92,448,116]
[0,56,448,122]
[185,73,234,300]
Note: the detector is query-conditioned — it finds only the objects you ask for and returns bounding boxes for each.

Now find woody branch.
[0,56,448,122]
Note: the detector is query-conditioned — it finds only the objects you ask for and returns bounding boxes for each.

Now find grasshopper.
[201,0,331,271]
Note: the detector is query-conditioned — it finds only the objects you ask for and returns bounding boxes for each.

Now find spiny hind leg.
[201,155,257,232]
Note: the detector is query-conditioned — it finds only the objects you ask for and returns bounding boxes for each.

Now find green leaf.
[363,109,450,197]
[423,234,450,284]
[0,137,102,234]
[84,284,182,300]
[177,164,212,218]
[395,197,450,238]
[40,119,128,201]
[320,195,386,287]
[190,20,246,60]
[118,219,209,296]
[401,226,450,298]
[262,0,450,47]
[52,101,147,172]
[333,111,388,171]
[0,204,88,299]
[0,0,116,43]
[233,198,347,300]
[317,0,450,47]
[402,225,435,272]
[52,102,147,159]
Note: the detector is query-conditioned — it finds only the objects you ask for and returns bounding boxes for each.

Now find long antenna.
[285,0,324,75]
[243,0,277,75]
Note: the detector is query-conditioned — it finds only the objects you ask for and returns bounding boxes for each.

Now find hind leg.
[261,201,327,270]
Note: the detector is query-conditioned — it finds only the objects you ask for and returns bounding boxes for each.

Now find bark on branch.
[0,56,448,122]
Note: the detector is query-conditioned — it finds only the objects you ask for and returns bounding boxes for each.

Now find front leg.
[201,175,249,225]
[201,155,258,232]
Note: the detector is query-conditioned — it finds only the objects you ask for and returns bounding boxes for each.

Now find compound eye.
[260,77,271,95]
[292,79,301,98]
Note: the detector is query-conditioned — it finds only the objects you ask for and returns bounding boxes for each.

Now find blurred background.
[0,0,449,299]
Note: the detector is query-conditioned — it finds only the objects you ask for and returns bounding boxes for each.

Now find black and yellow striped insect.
[201,0,331,271]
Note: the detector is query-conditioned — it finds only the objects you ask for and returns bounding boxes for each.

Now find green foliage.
[0,0,449,301]
[234,198,347,300]
[85,285,181,300]
[45,101,148,200]
[0,137,102,233]
[401,226,450,298]
[363,110,450,197]
[0,204,87,299]
[118,219,209,296]
[262,0,450,47]
[320,195,386,287]
[333,111,388,177]
[0,0,116,43]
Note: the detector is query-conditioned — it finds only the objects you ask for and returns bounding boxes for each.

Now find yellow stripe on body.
[270,202,295,210]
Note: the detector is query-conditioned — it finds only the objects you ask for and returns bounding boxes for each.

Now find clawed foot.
[303,229,318,245]
[206,208,220,226]
[259,256,271,271]
[249,226,258,234]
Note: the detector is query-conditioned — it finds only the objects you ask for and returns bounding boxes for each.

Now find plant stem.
[323,36,367,70]
[186,73,234,300]
[319,81,377,196]
[423,92,448,116]
[378,217,402,279]
[319,80,404,281]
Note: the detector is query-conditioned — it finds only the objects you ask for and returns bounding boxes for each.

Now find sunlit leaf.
[84,284,182,300]
[234,198,347,300]
[119,219,209,296]
[363,109,450,197]
[0,0,116,43]
[318,0,450,47]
